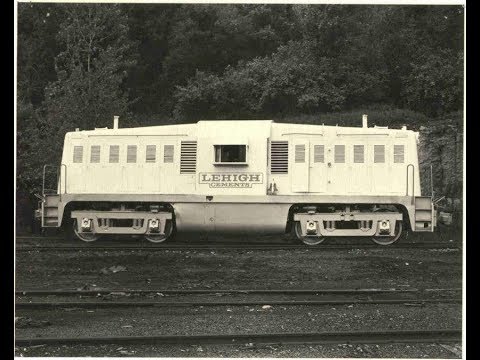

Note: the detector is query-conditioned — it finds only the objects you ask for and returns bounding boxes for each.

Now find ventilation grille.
[127,145,137,163]
[109,145,119,163]
[394,145,405,163]
[354,145,364,163]
[374,145,385,163]
[270,141,288,174]
[313,145,324,163]
[90,145,100,163]
[146,145,156,163]
[334,145,345,163]
[180,141,197,174]
[164,145,174,163]
[295,144,305,163]
[73,146,83,163]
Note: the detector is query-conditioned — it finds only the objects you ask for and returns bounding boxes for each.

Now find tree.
[43,4,137,133]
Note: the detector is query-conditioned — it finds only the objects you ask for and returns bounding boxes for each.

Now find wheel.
[371,220,403,245]
[144,220,174,243]
[72,219,100,242]
[294,221,325,246]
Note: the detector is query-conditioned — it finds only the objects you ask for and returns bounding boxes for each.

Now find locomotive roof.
[67,119,415,137]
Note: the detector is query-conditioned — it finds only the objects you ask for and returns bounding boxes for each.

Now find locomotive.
[38,115,436,245]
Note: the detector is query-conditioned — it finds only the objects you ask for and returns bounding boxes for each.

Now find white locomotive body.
[40,118,435,245]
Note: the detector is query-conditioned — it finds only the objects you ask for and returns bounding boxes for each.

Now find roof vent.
[362,114,368,128]
[113,116,119,129]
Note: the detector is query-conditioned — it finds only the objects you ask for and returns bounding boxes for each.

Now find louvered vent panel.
[334,145,345,163]
[73,146,83,163]
[374,145,385,163]
[270,141,288,174]
[295,144,305,163]
[313,145,324,163]
[180,141,197,174]
[90,145,100,163]
[109,145,119,163]
[146,145,156,163]
[353,145,364,163]
[127,145,137,163]
[164,145,174,163]
[394,145,405,163]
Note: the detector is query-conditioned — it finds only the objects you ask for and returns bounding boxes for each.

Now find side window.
[146,145,156,163]
[109,145,119,163]
[353,145,364,163]
[394,145,405,163]
[127,145,137,163]
[334,145,345,163]
[164,145,174,163]
[374,145,385,163]
[313,145,324,163]
[90,145,101,163]
[214,145,247,163]
[294,144,306,163]
[73,146,83,163]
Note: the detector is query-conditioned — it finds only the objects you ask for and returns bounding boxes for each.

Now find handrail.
[430,164,434,199]
[406,164,414,205]
[42,164,67,201]
[60,163,67,196]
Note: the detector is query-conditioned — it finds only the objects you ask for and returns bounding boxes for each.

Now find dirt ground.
[15,233,463,357]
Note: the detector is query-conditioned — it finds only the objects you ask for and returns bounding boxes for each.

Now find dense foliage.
[16,4,464,231]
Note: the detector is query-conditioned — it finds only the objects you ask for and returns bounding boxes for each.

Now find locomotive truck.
[38,115,436,245]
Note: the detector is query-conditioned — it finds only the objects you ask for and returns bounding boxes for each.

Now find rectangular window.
[127,145,137,163]
[270,141,288,174]
[180,141,197,174]
[214,145,247,163]
[394,145,405,163]
[294,144,305,163]
[73,146,83,163]
[146,145,156,163]
[334,145,345,163]
[313,145,324,163]
[353,145,364,163]
[164,145,174,163]
[374,145,385,163]
[109,145,119,163]
[90,145,101,163]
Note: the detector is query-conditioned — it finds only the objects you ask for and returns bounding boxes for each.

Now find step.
[415,210,433,222]
[415,221,432,231]
[45,195,60,207]
[415,197,432,210]
[45,208,58,217]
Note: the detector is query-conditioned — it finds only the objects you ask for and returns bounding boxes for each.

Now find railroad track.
[15,298,461,309]
[16,287,461,309]
[15,329,461,346]
[16,287,461,296]
[15,242,460,251]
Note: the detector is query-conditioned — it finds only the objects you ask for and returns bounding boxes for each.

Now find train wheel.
[371,221,403,245]
[294,221,325,246]
[144,220,174,243]
[72,219,100,242]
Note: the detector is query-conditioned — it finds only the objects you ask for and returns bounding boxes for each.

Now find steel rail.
[15,298,461,309]
[16,287,461,296]
[16,243,461,251]
[15,329,462,346]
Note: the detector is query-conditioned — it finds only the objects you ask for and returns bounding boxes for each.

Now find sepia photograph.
[15,0,465,358]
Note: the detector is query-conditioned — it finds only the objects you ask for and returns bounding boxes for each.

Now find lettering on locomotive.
[199,172,263,188]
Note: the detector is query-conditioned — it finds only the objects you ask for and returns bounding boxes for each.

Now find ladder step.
[415,210,432,222]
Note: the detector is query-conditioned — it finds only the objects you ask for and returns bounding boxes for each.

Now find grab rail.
[42,165,58,196]
[60,163,67,195]
[406,164,414,205]
[42,164,68,201]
